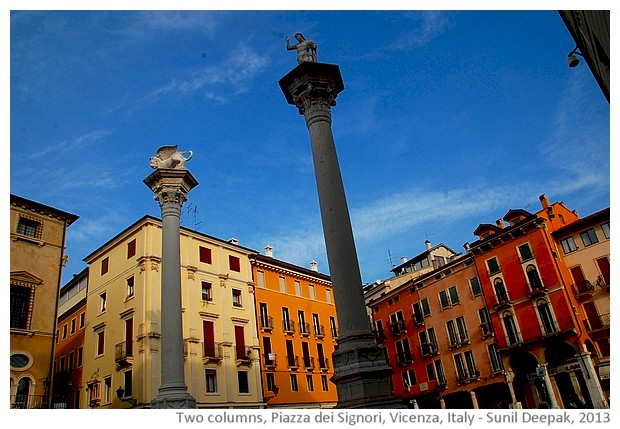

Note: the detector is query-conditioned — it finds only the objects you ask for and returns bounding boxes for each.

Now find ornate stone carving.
[286,33,318,64]
[150,145,193,170]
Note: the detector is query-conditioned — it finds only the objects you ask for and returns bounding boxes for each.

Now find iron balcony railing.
[318,357,330,371]
[115,341,134,364]
[260,315,274,331]
[263,353,277,368]
[202,342,224,361]
[287,354,300,369]
[299,322,311,336]
[303,356,316,371]
[283,319,296,334]
[313,324,325,339]
[10,394,48,409]
[395,351,413,366]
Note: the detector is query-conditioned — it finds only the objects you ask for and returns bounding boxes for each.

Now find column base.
[151,385,196,409]
[332,331,405,409]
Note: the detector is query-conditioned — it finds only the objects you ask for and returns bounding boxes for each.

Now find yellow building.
[250,248,339,408]
[80,215,264,408]
[10,194,78,408]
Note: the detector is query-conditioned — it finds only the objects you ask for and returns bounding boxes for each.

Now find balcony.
[302,356,316,372]
[318,357,330,372]
[263,352,277,369]
[282,319,296,335]
[491,292,512,309]
[572,281,595,298]
[202,342,224,364]
[395,351,413,366]
[419,342,439,357]
[299,322,311,338]
[412,313,425,327]
[235,346,254,366]
[330,327,339,339]
[596,275,609,291]
[115,341,134,367]
[585,313,610,332]
[10,394,48,409]
[388,320,407,337]
[527,281,548,298]
[313,324,325,339]
[260,316,274,333]
[457,370,480,385]
[373,328,386,343]
[287,355,300,370]
[448,337,470,350]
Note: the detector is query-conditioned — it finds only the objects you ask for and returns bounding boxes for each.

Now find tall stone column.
[575,351,609,408]
[144,165,198,409]
[280,61,401,408]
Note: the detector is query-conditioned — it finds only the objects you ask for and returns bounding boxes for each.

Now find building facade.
[368,247,505,408]
[551,207,610,400]
[10,194,78,409]
[52,268,89,408]
[250,249,339,408]
[79,216,264,408]
[466,195,607,408]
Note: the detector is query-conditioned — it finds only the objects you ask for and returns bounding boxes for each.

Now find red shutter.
[235,325,245,359]
[596,257,610,285]
[203,321,215,357]
[200,247,212,264]
[570,266,588,293]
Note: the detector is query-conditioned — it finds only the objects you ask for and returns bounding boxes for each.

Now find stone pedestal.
[144,168,198,409]
[279,62,402,408]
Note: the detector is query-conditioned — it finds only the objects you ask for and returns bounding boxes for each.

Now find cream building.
[80,215,264,408]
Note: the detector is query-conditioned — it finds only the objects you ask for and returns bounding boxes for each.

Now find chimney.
[264,245,273,257]
[496,219,505,229]
[228,238,239,245]
[539,194,550,210]
[310,261,318,272]
[400,257,408,264]
[463,242,470,251]
[425,240,432,251]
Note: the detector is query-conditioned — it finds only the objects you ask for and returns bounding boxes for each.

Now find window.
[62,324,68,340]
[426,363,436,381]
[330,316,338,338]
[97,330,105,356]
[55,329,59,344]
[526,264,544,291]
[103,377,112,403]
[580,228,599,246]
[479,308,493,336]
[70,318,76,335]
[256,270,265,288]
[402,369,417,389]
[290,374,298,392]
[199,246,212,264]
[517,243,533,261]
[454,351,478,382]
[421,298,431,316]
[560,236,578,254]
[488,344,503,373]
[321,375,329,391]
[126,276,135,298]
[237,371,249,394]
[234,326,246,360]
[127,239,136,259]
[79,312,85,329]
[11,284,33,329]
[502,312,520,346]
[205,369,217,393]
[326,289,333,303]
[601,222,610,239]
[434,256,446,268]
[486,257,500,275]
[439,290,450,309]
[123,370,133,397]
[469,277,482,297]
[232,289,242,307]
[294,280,301,296]
[306,374,314,392]
[298,311,308,335]
[77,347,83,368]
[99,292,107,313]
[201,282,213,301]
[493,278,509,302]
[279,276,287,293]
[17,216,40,238]
[536,300,557,335]
[434,359,446,385]
[448,286,460,305]
[203,320,217,358]
[413,301,424,325]
[259,303,271,329]
[101,257,109,275]
[395,338,412,365]
[229,255,241,272]
[308,284,316,300]
[266,373,276,392]
[282,307,293,332]
[313,313,323,337]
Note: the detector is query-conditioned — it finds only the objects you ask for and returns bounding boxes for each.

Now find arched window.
[494,278,509,302]
[501,311,519,346]
[526,264,544,291]
[536,299,557,335]
[13,377,31,408]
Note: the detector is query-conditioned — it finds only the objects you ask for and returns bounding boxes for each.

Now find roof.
[551,207,610,236]
[250,252,331,282]
[11,194,79,225]
[390,242,459,273]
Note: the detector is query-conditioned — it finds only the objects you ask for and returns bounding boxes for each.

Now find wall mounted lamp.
[567,46,584,68]
[116,386,138,406]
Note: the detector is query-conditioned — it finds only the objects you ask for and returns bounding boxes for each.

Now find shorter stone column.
[537,363,559,409]
[469,390,479,409]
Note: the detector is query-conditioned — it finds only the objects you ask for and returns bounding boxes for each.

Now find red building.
[466,195,607,408]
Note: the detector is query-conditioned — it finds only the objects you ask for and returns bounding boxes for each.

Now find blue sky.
[9,7,610,287]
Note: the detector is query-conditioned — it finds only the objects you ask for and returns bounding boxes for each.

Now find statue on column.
[286,33,318,64]
[150,145,193,170]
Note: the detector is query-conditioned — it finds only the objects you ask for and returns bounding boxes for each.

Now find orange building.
[249,248,339,408]
[52,268,88,408]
